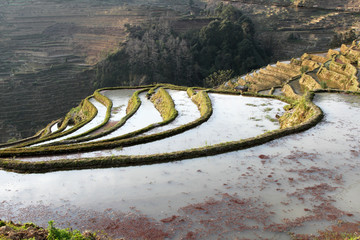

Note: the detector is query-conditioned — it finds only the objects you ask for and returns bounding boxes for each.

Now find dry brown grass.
[301,59,320,71]
[281,84,301,100]
[258,68,289,82]
[266,65,294,79]
[299,74,322,90]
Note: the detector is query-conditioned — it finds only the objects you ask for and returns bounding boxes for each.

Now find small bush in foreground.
[47,221,94,240]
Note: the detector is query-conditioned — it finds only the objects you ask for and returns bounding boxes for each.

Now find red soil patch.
[335,59,345,64]
[285,150,319,161]
[177,194,271,238]
[350,149,360,157]
[0,202,169,239]
[0,189,355,239]
[287,183,337,202]
[259,154,270,159]
[287,166,343,184]
[266,203,348,232]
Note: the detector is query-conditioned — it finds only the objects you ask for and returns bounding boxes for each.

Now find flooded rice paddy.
[140,90,200,135]
[98,89,136,126]
[106,93,285,156]
[33,97,108,146]
[50,122,59,133]
[20,92,286,161]
[1,93,359,239]
[89,92,162,142]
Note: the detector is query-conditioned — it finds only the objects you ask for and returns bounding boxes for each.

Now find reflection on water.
[50,122,58,134]
[89,92,162,142]
[141,89,200,135]
[273,87,284,96]
[114,93,285,155]
[100,89,136,123]
[20,93,286,161]
[33,98,108,146]
[1,93,359,239]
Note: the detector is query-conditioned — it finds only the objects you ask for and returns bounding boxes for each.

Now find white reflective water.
[141,89,200,135]
[100,89,136,124]
[20,93,286,161]
[50,122,59,133]
[32,98,107,146]
[0,93,359,239]
[112,93,285,155]
[88,92,162,142]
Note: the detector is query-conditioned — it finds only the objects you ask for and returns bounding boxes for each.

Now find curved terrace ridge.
[0,87,320,173]
[1,40,360,173]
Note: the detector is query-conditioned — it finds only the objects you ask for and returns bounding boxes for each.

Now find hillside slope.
[1,0,359,143]
[0,0,193,143]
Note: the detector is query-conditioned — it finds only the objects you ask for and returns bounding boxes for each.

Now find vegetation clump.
[299,74,322,91]
[126,91,141,115]
[0,220,100,240]
[94,4,268,88]
[66,105,84,125]
[204,69,234,88]
[150,88,178,121]
[187,89,212,117]
[279,96,314,129]
[64,98,97,127]
[47,221,97,240]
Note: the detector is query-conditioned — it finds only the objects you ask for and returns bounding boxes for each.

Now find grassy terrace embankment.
[0,84,326,173]
[48,87,150,145]
[64,91,113,140]
[9,96,99,148]
[0,84,211,158]
[1,40,360,172]
[0,0,210,143]
[4,94,118,147]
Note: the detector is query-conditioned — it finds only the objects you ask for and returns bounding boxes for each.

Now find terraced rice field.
[0,42,360,239]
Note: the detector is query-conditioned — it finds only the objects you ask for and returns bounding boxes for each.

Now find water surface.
[1,93,359,239]
[32,98,107,146]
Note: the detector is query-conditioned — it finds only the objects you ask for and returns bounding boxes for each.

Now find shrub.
[320,81,328,89]
[204,70,234,88]
[300,65,309,74]
[47,221,92,240]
